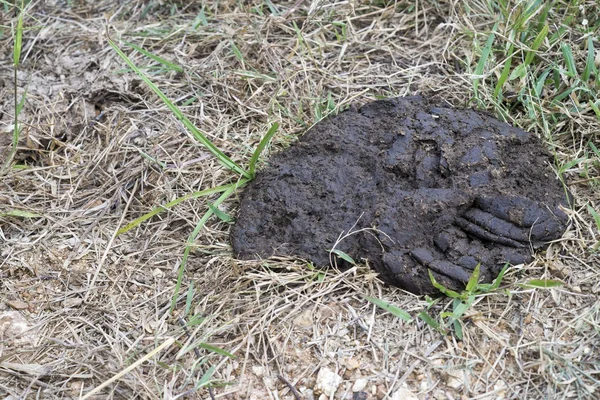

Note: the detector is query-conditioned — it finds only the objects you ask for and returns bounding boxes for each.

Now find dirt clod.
[231,96,570,294]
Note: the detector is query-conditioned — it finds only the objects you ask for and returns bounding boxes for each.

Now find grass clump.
[418,264,508,339]
[368,262,568,341]
[465,1,599,130]
[366,264,510,340]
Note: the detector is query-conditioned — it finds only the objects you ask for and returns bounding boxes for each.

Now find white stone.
[391,386,419,400]
[446,369,463,389]
[152,268,164,278]
[447,375,462,389]
[315,367,342,397]
[352,378,368,392]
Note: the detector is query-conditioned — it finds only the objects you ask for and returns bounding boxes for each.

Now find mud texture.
[231,96,570,294]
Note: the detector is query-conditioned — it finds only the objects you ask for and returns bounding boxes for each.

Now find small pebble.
[315,367,342,397]
[352,378,368,392]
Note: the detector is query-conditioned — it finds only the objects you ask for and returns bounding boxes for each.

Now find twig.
[278,375,302,400]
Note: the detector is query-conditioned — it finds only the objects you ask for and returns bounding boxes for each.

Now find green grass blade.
[590,101,600,120]
[117,183,236,235]
[534,68,551,97]
[187,314,205,327]
[179,341,234,359]
[207,202,232,222]
[473,22,499,99]
[16,89,27,114]
[453,319,463,340]
[264,0,280,15]
[326,91,336,112]
[193,7,208,29]
[195,365,216,389]
[587,204,600,231]
[465,264,481,293]
[248,122,278,177]
[2,3,25,172]
[418,311,444,332]
[137,149,167,169]
[494,44,514,99]
[13,5,23,67]
[107,35,250,179]
[234,70,277,81]
[198,343,234,358]
[524,24,548,66]
[124,41,183,72]
[10,121,20,153]
[534,1,552,33]
[452,297,473,320]
[508,63,526,81]
[559,157,584,174]
[363,295,412,322]
[554,86,576,102]
[329,249,356,265]
[169,183,243,314]
[582,36,596,82]
[519,0,543,29]
[0,209,41,218]
[560,43,578,78]
[589,142,600,158]
[489,263,509,291]
[230,41,245,66]
[520,279,564,288]
[428,270,461,298]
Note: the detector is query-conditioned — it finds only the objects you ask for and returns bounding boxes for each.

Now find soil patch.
[231,96,570,294]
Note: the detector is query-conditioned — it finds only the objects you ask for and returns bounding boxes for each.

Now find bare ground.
[0,1,599,399]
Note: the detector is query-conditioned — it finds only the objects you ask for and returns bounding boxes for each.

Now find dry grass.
[0,1,598,399]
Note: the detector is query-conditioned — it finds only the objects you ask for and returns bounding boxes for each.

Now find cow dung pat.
[231,96,570,294]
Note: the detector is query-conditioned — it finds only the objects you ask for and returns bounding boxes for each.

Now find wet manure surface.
[231,96,570,294]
